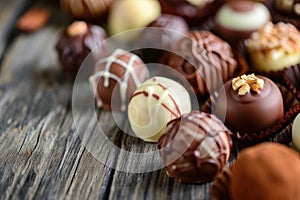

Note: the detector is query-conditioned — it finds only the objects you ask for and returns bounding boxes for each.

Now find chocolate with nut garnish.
[215,74,284,137]
[60,0,113,20]
[160,30,238,96]
[89,49,149,112]
[275,0,300,17]
[56,21,107,77]
[159,0,224,25]
[230,143,300,200]
[158,111,232,183]
[215,1,270,44]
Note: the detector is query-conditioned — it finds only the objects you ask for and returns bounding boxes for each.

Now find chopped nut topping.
[232,74,264,95]
[245,22,300,54]
[67,21,88,37]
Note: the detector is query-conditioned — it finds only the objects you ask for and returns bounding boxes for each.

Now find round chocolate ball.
[215,1,270,43]
[159,0,224,24]
[215,74,284,136]
[56,21,107,77]
[230,143,300,200]
[160,30,238,96]
[60,0,113,19]
[158,111,232,183]
[89,49,149,111]
[292,112,300,151]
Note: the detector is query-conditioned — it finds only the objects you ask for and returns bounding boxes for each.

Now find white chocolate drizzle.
[89,49,146,111]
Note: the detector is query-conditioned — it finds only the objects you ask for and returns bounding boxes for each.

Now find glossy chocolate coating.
[56,22,107,77]
[215,1,270,44]
[89,49,149,111]
[160,30,238,96]
[159,0,224,24]
[60,0,113,19]
[215,76,284,135]
[230,143,300,200]
[158,111,232,183]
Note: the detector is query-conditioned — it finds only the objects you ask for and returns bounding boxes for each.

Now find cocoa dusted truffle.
[215,74,284,137]
[215,1,270,43]
[230,143,300,200]
[128,76,191,142]
[89,49,149,111]
[60,0,113,19]
[158,111,232,183]
[56,21,107,77]
[160,30,238,96]
[159,0,223,24]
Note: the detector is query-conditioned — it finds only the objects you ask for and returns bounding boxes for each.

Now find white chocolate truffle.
[245,22,300,72]
[128,76,191,142]
[108,0,161,41]
[292,113,300,151]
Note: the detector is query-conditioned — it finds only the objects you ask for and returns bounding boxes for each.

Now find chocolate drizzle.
[160,31,238,96]
[158,111,232,183]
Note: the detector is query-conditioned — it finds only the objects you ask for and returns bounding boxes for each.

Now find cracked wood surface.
[0,1,211,200]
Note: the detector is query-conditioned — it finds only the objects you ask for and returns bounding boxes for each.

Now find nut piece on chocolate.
[56,21,107,77]
[17,8,50,32]
[230,143,300,200]
[158,111,232,183]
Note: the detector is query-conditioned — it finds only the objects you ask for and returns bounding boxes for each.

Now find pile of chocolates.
[55,0,300,198]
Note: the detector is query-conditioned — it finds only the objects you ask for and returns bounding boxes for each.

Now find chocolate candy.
[275,0,300,17]
[89,49,149,111]
[215,1,270,43]
[158,111,232,183]
[108,0,161,41]
[245,22,300,72]
[60,0,112,19]
[56,21,107,77]
[230,143,300,200]
[160,30,238,96]
[215,74,284,136]
[128,76,191,142]
[159,0,223,24]
[292,112,300,151]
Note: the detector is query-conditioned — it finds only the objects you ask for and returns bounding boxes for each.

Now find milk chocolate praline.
[230,143,300,200]
[215,1,270,44]
[160,30,238,96]
[158,111,232,183]
[89,49,149,111]
[56,21,107,77]
[215,74,284,137]
[159,0,224,25]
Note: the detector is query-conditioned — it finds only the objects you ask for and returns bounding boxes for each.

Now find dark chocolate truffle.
[60,0,113,19]
[215,1,270,43]
[160,30,238,96]
[230,143,300,200]
[159,0,223,24]
[89,49,149,111]
[158,111,232,183]
[56,21,107,77]
[215,74,284,137]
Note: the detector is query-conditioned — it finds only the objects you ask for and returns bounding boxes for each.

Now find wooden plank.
[0,5,122,200]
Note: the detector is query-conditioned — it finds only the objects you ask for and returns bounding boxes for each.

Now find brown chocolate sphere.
[89,49,149,111]
[60,0,113,19]
[160,30,238,96]
[215,74,284,137]
[56,21,107,77]
[158,111,232,183]
[230,143,300,200]
[159,0,224,24]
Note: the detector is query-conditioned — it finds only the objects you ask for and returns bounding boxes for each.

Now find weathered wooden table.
[0,1,214,199]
